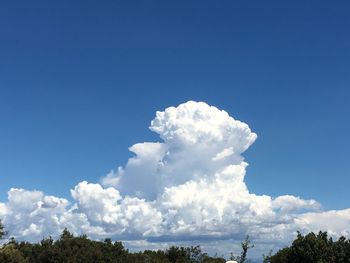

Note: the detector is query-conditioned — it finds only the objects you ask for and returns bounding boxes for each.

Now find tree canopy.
[266,231,350,263]
[0,228,227,263]
[3,219,349,263]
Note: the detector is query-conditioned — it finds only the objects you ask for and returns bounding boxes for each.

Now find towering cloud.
[105,101,257,200]
[1,101,349,256]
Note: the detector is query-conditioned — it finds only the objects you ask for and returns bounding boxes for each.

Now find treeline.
[265,231,350,263]
[2,220,350,262]
[0,228,226,263]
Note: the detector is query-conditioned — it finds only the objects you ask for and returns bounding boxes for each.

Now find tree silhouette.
[0,228,227,262]
[230,236,254,263]
[0,220,6,239]
[268,231,350,263]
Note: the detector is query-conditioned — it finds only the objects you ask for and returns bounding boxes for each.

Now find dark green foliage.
[0,229,226,263]
[267,231,350,263]
[164,245,225,263]
[0,220,6,239]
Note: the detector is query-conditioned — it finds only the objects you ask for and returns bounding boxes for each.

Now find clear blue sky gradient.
[1,1,349,210]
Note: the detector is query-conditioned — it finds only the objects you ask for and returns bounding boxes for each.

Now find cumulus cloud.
[295,209,350,237]
[0,101,348,257]
[106,101,257,200]
[0,188,68,240]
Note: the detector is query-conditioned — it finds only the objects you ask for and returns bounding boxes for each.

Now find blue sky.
[0,1,350,247]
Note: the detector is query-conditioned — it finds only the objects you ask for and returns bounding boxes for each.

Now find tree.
[0,244,26,263]
[0,220,6,239]
[262,250,273,263]
[165,246,188,262]
[230,236,254,263]
[268,231,350,263]
[0,227,227,263]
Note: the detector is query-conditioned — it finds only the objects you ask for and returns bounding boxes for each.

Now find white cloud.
[272,195,321,213]
[295,209,350,237]
[0,188,68,240]
[0,101,348,258]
